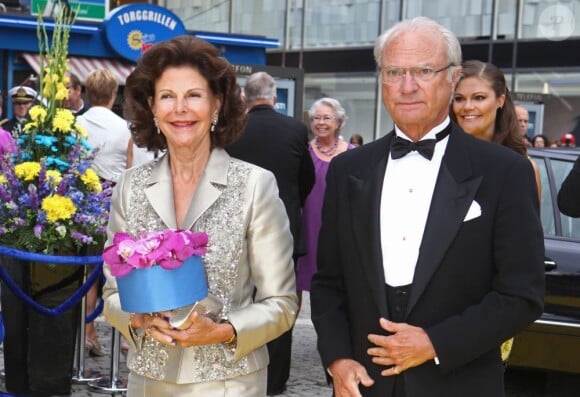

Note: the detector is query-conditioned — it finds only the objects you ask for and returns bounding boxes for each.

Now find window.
[520,0,580,40]
[403,0,516,39]
[551,158,580,239]
[533,156,555,236]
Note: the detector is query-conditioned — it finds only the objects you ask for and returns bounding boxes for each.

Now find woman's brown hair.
[123,35,247,151]
[452,60,526,156]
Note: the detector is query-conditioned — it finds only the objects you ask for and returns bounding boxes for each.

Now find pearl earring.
[211,113,218,133]
[154,117,161,134]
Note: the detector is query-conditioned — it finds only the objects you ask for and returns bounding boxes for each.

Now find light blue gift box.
[116,255,208,313]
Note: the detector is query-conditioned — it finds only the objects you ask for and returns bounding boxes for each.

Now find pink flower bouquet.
[103,229,210,313]
[103,229,208,277]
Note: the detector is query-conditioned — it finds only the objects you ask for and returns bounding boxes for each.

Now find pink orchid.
[104,229,209,277]
[103,243,134,277]
[187,231,209,256]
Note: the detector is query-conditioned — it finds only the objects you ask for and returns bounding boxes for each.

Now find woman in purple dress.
[0,98,15,155]
[297,97,354,303]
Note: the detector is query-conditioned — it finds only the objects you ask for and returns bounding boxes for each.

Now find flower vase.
[116,255,208,313]
[0,254,83,396]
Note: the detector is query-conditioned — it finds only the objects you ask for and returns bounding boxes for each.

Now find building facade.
[0,2,284,120]
[161,0,580,144]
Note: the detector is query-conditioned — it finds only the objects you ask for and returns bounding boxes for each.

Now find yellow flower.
[43,85,52,99]
[75,123,88,139]
[14,162,41,181]
[52,108,75,133]
[42,71,53,97]
[43,67,51,80]
[29,105,47,123]
[41,195,77,222]
[81,168,102,192]
[45,170,62,186]
[22,122,37,133]
[55,82,68,101]
[0,175,7,184]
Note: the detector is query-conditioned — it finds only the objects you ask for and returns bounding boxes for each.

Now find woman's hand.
[159,311,235,348]
[130,312,174,346]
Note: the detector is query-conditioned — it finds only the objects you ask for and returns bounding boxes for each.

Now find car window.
[533,157,555,236]
[551,158,580,239]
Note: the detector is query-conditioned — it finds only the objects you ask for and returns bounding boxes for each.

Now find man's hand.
[328,358,374,397]
[367,318,437,376]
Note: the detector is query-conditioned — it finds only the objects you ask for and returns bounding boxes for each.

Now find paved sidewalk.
[0,292,332,396]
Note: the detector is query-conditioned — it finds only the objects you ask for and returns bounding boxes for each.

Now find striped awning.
[21,53,135,85]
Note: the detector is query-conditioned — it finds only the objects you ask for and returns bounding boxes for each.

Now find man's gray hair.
[244,72,276,102]
[373,16,462,81]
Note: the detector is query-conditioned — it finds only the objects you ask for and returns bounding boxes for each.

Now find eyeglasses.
[312,115,334,122]
[380,64,455,84]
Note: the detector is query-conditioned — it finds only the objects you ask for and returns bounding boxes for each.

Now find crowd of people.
[0,16,578,397]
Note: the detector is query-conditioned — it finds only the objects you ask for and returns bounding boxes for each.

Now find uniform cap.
[8,86,37,104]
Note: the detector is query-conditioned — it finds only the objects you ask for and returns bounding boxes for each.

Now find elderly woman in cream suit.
[102,36,297,396]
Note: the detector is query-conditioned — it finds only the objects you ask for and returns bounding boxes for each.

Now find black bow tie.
[390,127,451,160]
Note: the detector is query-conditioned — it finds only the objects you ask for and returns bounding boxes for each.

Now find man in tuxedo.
[557,154,580,217]
[227,71,315,395]
[310,17,545,397]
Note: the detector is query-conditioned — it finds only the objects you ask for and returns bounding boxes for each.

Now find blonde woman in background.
[76,69,132,356]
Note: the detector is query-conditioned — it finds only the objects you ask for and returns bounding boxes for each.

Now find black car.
[508,148,580,374]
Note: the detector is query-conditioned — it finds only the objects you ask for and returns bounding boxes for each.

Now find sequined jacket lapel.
[143,149,229,230]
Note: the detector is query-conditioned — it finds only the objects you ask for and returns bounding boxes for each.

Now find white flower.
[56,225,67,237]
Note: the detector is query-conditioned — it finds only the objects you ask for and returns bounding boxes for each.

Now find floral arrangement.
[103,230,209,277]
[0,5,110,255]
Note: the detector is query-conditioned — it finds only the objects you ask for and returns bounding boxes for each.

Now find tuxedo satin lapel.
[406,141,482,317]
[350,138,390,318]
[181,149,228,231]
[144,155,177,229]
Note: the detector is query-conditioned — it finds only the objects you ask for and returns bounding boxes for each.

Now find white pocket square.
[463,200,481,222]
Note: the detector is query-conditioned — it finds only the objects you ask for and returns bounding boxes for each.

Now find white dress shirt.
[77,106,131,183]
[380,117,450,286]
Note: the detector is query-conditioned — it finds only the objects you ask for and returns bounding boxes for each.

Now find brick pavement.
[3,292,574,396]
[0,292,332,396]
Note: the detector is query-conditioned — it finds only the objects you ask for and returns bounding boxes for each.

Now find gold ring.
[393,367,400,375]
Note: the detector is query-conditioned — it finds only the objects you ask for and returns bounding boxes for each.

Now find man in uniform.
[4,85,37,134]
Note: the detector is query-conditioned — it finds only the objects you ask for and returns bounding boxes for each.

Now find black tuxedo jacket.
[557,154,580,217]
[311,122,545,397]
[227,104,315,257]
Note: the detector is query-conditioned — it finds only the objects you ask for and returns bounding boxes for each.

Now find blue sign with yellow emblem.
[104,4,187,62]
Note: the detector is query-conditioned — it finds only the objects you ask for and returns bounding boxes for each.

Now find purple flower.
[71,230,93,244]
